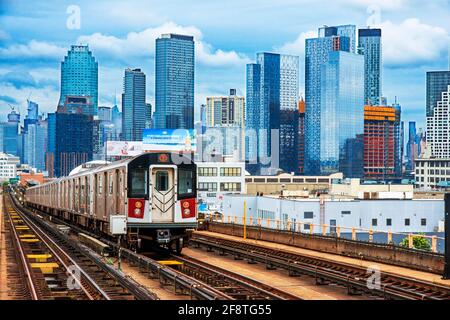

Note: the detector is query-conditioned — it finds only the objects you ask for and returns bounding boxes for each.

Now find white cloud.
[0,29,10,41]
[277,18,449,68]
[277,30,317,56]
[77,22,250,67]
[379,18,449,67]
[344,0,408,10]
[0,81,59,118]
[0,40,65,60]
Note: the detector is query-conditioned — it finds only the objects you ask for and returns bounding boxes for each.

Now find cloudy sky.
[1,0,449,130]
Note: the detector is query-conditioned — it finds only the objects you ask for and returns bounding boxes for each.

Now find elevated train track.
[190,233,450,300]
[12,189,299,300]
[6,191,157,300]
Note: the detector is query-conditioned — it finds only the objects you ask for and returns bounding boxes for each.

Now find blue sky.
[1,0,449,130]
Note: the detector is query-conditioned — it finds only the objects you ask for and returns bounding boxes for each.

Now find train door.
[150,167,175,223]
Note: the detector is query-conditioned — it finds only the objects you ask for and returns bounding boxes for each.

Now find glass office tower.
[319,51,364,177]
[59,45,98,115]
[246,53,299,175]
[154,34,195,129]
[122,68,146,141]
[305,25,364,178]
[358,28,382,106]
[319,24,356,53]
[0,109,20,157]
[426,71,450,117]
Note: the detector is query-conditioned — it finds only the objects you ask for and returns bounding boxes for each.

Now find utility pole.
[443,194,450,279]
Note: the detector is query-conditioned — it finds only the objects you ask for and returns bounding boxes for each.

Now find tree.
[399,233,431,251]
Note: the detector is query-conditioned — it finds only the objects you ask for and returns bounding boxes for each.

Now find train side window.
[98,175,103,194]
[109,174,114,194]
[178,169,194,195]
[155,171,169,192]
[130,169,148,198]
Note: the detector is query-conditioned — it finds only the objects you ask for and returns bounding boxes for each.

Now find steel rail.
[173,254,301,300]
[9,192,158,300]
[11,191,224,300]
[191,234,450,300]
[5,204,39,300]
[8,194,107,300]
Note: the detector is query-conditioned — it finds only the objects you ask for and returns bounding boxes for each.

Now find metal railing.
[204,213,444,253]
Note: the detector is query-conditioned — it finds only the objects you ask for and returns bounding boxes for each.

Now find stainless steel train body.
[25,153,197,251]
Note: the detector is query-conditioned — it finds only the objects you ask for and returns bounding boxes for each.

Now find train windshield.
[178,168,195,198]
[129,169,148,198]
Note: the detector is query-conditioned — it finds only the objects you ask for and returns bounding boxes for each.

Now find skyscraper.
[246,53,299,174]
[363,104,402,179]
[24,100,39,131]
[206,89,245,127]
[298,98,305,175]
[0,109,20,157]
[23,120,47,172]
[59,45,98,115]
[145,103,153,129]
[319,24,356,53]
[111,104,122,139]
[426,71,450,117]
[405,121,420,171]
[46,112,93,177]
[304,25,364,178]
[98,106,112,122]
[122,68,146,141]
[427,85,450,158]
[204,89,246,161]
[154,34,195,129]
[21,101,47,171]
[358,28,382,106]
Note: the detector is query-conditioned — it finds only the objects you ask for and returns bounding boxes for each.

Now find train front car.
[126,153,197,253]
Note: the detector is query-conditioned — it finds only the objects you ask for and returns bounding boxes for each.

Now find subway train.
[25,152,197,253]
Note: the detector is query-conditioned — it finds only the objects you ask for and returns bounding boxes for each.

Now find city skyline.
[1,1,450,130]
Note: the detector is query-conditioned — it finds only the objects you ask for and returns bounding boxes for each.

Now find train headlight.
[184,208,190,216]
[135,201,142,209]
[134,208,141,215]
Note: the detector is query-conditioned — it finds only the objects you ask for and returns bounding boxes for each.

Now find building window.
[421,218,427,226]
[341,211,351,215]
[257,209,275,220]
[304,211,314,219]
[405,218,410,226]
[372,219,377,227]
[303,223,310,230]
[220,182,241,192]
[386,218,392,226]
[198,167,217,176]
[198,182,217,192]
[220,167,241,176]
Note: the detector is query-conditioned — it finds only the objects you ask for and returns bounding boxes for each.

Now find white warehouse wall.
[222,195,444,233]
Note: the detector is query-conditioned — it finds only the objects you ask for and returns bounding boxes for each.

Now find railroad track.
[190,234,450,300]
[11,192,233,300]
[1,197,32,299]
[171,254,301,300]
[13,191,300,300]
[6,192,157,300]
